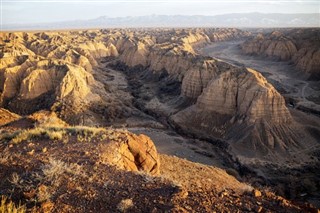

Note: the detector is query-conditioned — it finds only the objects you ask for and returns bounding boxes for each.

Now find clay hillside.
[0,29,320,212]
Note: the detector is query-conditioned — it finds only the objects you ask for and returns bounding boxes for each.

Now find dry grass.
[1,126,114,145]
[0,196,26,213]
[6,128,65,144]
[0,148,12,164]
[9,173,22,188]
[42,158,84,186]
[36,185,51,202]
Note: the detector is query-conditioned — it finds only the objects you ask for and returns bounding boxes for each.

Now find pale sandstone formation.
[0,61,34,103]
[241,29,320,78]
[111,29,316,160]
[181,59,225,98]
[205,28,251,42]
[0,31,119,120]
[293,48,320,77]
[241,32,297,60]
[180,32,210,47]
[99,131,160,175]
[171,67,298,158]
[120,41,149,67]
[195,68,290,123]
[1,29,315,161]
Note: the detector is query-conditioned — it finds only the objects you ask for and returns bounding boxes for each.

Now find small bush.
[41,158,84,186]
[117,199,134,212]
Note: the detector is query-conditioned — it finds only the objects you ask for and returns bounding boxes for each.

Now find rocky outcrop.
[99,132,160,175]
[0,31,120,121]
[204,28,251,42]
[293,48,320,79]
[241,31,297,60]
[195,68,290,123]
[241,29,320,79]
[181,59,228,98]
[171,67,300,158]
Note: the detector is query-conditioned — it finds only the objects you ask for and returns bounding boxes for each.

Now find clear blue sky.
[1,0,319,24]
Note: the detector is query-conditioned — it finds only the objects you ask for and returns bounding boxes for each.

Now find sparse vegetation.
[42,158,84,186]
[6,128,65,144]
[0,196,26,213]
[9,173,22,188]
[0,148,11,164]
[1,126,116,145]
[36,185,51,202]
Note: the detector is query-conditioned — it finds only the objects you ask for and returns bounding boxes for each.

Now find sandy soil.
[200,40,320,114]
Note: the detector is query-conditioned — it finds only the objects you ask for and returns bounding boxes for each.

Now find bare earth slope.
[0,116,314,212]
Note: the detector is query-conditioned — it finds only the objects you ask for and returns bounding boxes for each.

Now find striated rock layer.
[0,31,119,124]
[1,28,317,163]
[241,29,320,79]
[114,29,317,162]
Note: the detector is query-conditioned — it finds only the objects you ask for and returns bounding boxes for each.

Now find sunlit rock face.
[241,29,320,79]
[0,31,119,124]
[241,31,298,60]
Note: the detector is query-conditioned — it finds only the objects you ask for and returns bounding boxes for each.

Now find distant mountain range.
[3,13,319,30]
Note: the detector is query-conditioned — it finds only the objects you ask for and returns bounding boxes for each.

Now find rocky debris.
[160,155,248,192]
[241,29,320,79]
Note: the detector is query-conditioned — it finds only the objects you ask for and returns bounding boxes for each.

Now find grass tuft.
[0,196,26,213]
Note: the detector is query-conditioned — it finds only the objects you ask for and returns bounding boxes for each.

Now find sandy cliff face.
[0,31,119,121]
[195,68,290,123]
[241,29,320,79]
[1,29,317,161]
[205,28,251,42]
[171,66,300,159]
[111,29,317,161]
[241,32,298,60]
[293,47,320,77]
